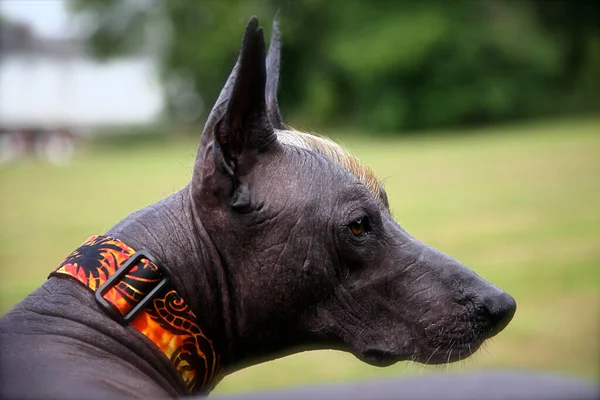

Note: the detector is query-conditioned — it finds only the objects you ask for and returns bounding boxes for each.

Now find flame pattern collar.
[49,235,219,393]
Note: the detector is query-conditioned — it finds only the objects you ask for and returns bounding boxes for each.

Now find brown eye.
[349,217,369,236]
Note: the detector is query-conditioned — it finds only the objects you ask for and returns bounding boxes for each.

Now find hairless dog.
[0,17,517,399]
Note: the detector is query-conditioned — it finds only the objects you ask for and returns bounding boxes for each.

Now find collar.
[49,235,219,393]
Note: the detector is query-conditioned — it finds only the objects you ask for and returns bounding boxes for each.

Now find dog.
[0,17,516,399]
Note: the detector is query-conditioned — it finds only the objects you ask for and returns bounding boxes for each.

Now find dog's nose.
[483,290,517,337]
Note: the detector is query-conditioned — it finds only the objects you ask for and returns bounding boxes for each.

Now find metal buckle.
[95,250,170,324]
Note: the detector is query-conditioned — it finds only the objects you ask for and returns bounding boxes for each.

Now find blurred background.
[0,0,598,395]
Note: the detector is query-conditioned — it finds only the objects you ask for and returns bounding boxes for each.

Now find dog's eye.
[349,217,370,237]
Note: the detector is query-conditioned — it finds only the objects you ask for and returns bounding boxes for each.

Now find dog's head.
[191,17,515,367]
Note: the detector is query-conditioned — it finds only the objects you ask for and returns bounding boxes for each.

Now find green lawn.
[1,118,599,394]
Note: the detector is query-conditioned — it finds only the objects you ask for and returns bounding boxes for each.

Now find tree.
[70,0,600,132]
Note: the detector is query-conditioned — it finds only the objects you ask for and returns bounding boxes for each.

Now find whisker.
[445,349,453,372]
[419,346,441,373]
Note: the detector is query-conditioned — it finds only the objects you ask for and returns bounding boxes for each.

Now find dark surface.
[210,370,599,400]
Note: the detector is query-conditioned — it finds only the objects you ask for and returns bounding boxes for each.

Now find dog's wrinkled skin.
[0,17,515,399]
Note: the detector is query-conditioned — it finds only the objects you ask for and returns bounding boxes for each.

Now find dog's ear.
[195,17,276,182]
[266,21,286,130]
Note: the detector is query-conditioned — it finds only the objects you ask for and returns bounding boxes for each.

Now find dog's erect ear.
[196,17,275,177]
[265,21,286,130]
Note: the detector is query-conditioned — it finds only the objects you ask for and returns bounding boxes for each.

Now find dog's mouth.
[357,338,485,367]
[414,340,485,365]
[347,293,516,368]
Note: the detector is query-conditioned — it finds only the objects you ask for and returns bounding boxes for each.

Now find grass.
[1,117,599,394]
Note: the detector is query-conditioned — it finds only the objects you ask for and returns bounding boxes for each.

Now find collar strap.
[49,235,219,393]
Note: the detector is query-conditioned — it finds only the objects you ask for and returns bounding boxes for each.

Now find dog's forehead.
[276,129,389,209]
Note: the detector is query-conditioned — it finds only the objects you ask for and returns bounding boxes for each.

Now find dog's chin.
[356,349,407,367]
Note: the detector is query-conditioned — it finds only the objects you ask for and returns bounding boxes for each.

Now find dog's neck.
[104,185,320,391]
[106,186,235,384]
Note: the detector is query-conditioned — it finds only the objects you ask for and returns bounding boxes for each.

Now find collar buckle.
[95,250,170,324]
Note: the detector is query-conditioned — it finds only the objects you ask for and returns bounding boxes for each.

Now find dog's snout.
[483,290,517,337]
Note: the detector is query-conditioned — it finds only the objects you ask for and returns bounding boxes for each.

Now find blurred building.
[0,19,164,164]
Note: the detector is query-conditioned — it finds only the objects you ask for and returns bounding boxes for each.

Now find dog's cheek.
[293,259,335,305]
